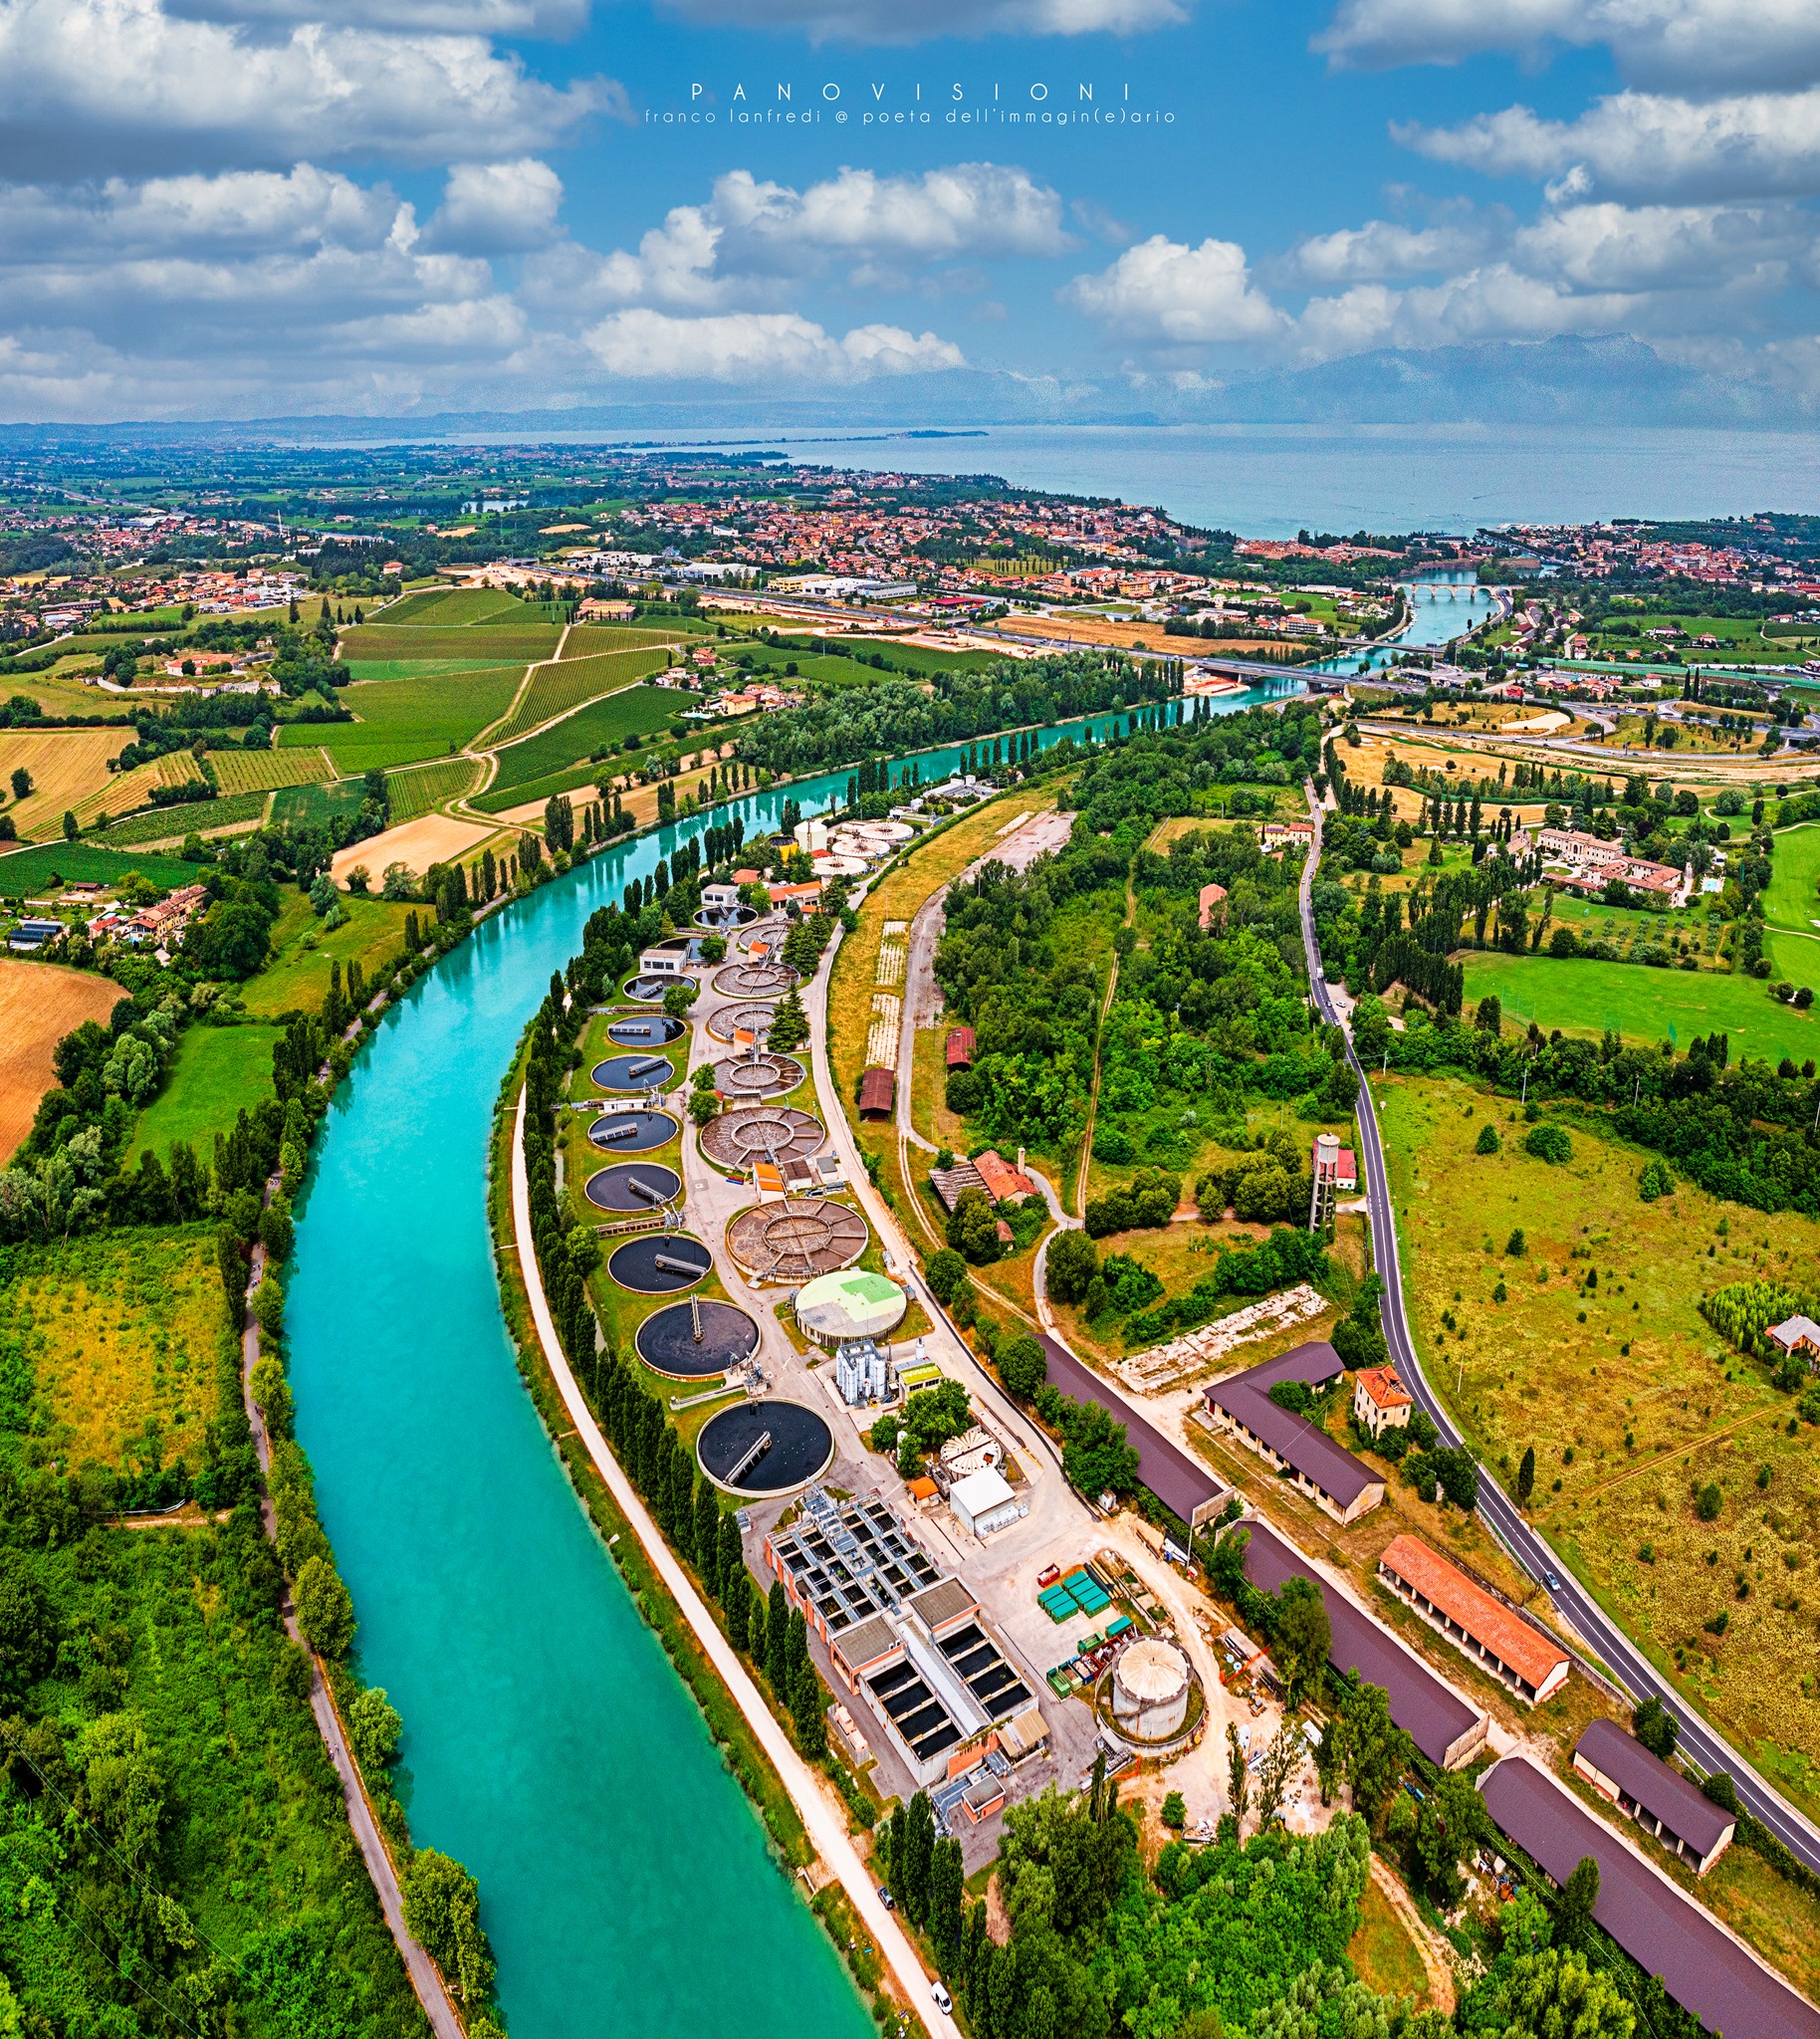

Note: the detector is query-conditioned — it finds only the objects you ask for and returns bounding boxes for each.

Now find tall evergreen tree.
[902,1789,935,1926]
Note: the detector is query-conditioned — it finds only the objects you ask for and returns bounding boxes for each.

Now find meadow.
[480,683,698,800]
[98,789,271,846]
[1377,1073,1820,1814]
[336,622,560,663]
[238,891,414,1019]
[1,1227,225,1476]
[126,1021,283,1157]
[486,645,672,745]
[270,779,369,831]
[1460,951,1820,1062]
[0,726,133,835]
[0,841,198,892]
[282,662,525,773]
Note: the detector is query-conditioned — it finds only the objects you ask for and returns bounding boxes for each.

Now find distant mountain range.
[0,335,1807,440]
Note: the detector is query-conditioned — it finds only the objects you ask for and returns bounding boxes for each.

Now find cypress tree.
[725,1567,751,1654]
[902,1789,935,1926]
[766,1583,790,1690]
[716,1512,743,1607]
[792,1659,826,1757]
[745,1580,766,1668]
[1516,1445,1536,1505]
[930,1838,964,1967]
[694,1479,722,1594]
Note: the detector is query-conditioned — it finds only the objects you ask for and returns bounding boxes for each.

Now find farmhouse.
[1351,1366,1411,1438]
[973,1149,1035,1205]
[1377,1535,1570,1704]
[1768,1314,1820,1367]
[1571,1719,1734,1874]
[1260,819,1314,853]
[1204,1341,1384,1525]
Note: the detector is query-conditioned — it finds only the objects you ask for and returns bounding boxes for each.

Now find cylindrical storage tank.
[1110,1639,1192,1740]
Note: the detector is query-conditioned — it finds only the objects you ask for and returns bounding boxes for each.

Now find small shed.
[857,1066,896,1118]
[945,1026,975,1069]
[949,1468,1026,1539]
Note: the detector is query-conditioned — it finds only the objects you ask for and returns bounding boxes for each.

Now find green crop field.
[344,657,505,682]
[488,646,670,745]
[481,683,699,801]
[1461,951,1820,1062]
[127,1022,283,1160]
[385,756,482,820]
[369,587,533,626]
[561,624,685,658]
[1763,823,1820,981]
[337,623,560,663]
[269,780,369,831]
[97,790,270,845]
[208,744,333,793]
[281,663,526,773]
[239,892,414,1020]
[0,841,199,894]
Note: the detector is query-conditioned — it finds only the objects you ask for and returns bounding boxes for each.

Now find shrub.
[1524,1123,1572,1165]
[924,1247,968,1305]
[997,1333,1047,1401]
[1091,1125,1134,1163]
[1695,1482,1722,1521]
[1476,1121,1500,1155]
[1637,1157,1675,1202]
[1045,1229,1099,1305]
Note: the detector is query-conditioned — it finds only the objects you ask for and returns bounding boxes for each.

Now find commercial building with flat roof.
[1571,1719,1735,1874]
[1205,1342,1384,1524]
[1378,1535,1570,1705]
[1480,1756,1818,2039]
[1242,1518,1488,1769]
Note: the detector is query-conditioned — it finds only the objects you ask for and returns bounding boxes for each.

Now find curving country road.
[1294,780,1820,1878]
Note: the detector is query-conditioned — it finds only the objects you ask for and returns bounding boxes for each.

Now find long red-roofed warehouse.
[1377,1534,1570,1705]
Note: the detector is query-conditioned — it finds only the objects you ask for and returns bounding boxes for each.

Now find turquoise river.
[284,689,1292,2037]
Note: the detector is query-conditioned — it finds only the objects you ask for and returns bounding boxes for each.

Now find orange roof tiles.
[1356,1366,1411,1410]
[1379,1535,1567,1693]
[974,1149,1034,1202]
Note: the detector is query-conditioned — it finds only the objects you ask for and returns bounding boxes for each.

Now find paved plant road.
[1294,781,1820,1878]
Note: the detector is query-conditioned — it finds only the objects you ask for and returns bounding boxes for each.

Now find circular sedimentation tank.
[697,1400,834,1496]
[636,1298,761,1378]
[694,904,758,930]
[606,1014,686,1047]
[1110,1639,1193,1741]
[586,1109,679,1154]
[713,1050,805,1100]
[794,1268,907,1346]
[592,1051,677,1092]
[713,961,797,998]
[622,975,676,1003]
[607,1233,714,1294]
[706,1002,777,1045]
[699,1106,823,1171]
[727,1198,867,1281]
[583,1162,682,1214]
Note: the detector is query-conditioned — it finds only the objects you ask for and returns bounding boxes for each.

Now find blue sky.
[2,0,1816,417]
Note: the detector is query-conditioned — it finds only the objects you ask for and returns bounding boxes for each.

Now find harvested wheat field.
[0,729,133,838]
[331,810,493,887]
[0,957,120,1158]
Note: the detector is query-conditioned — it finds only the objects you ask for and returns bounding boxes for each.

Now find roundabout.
[705,1002,777,1045]
[635,1298,761,1379]
[586,1108,679,1153]
[726,1198,868,1282]
[713,1049,805,1100]
[712,961,797,998]
[591,1051,677,1091]
[606,1233,714,1294]
[582,1161,681,1213]
[697,1399,835,1496]
[699,1106,823,1171]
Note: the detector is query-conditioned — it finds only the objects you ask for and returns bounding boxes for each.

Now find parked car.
[876,1886,895,1910]
[931,1982,953,2015]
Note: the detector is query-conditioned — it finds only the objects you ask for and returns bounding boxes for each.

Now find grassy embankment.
[1376,1072,1820,1817]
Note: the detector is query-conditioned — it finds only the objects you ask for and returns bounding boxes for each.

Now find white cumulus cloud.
[1287,215,1492,284]
[1315,0,1820,93]
[582,307,964,381]
[1401,86,1820,202]
[0,0,621,176]
[1063,234,1285,344]
[427,158,565,252]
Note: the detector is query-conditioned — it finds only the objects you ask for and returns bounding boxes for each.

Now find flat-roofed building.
[1378,1535,1569,1704]
[1480,1756,1817,2039]
[1572,1718,1735,1874]
[1242,1518,1488,1769]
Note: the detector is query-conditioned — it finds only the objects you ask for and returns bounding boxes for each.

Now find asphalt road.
[1294,782,1820,1879]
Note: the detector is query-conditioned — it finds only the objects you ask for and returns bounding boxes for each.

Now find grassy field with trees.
[480,684,700,801]
[124,1022,284,1159]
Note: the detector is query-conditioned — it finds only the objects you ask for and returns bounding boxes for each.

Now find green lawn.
[1462,952,1820,1063]
[481,683,701,801]
[0,841,199,895]
[1763,822,1820,982]
[238,891,414,1020]
[128,1021,283,1160]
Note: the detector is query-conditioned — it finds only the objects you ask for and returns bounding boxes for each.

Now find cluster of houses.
[1513,823,1697,907]
[7,881,208,955]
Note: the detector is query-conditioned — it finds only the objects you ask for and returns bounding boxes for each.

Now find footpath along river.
[283,689,1292,2038]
